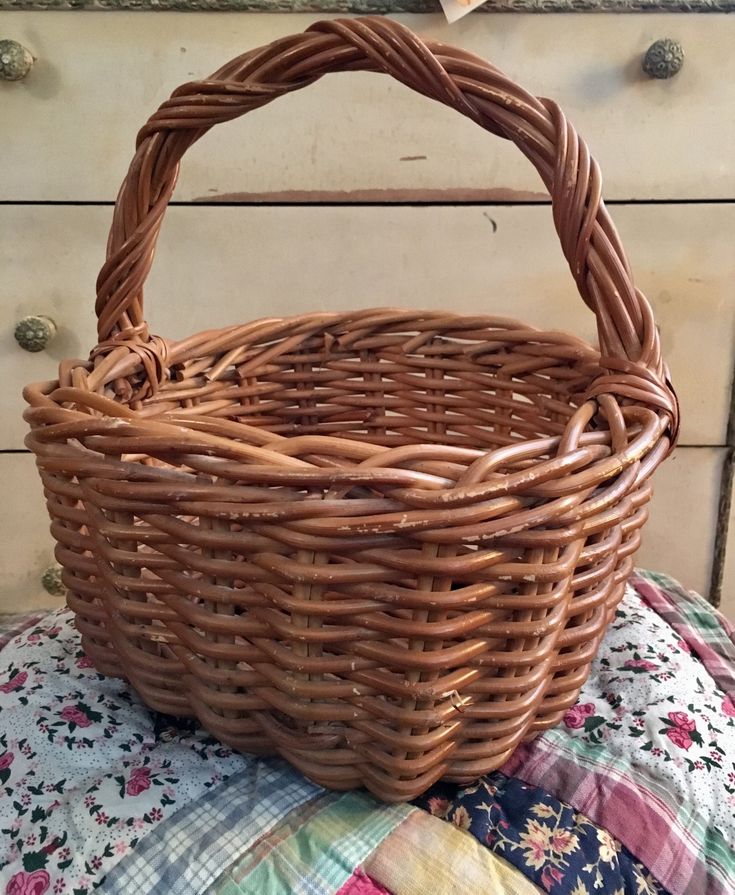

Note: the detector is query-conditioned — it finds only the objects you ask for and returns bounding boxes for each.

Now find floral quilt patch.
[556,596,735,837]
[418,773,663,894]
[0,611,246,894]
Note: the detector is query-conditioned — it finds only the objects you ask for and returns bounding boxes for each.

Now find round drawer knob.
[0,40,34,81]
[643,39,684,79]
[41,565,66,598]
[14,316,57,352]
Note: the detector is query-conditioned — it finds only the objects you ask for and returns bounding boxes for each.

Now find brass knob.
[643,39,684,79]
[14,316,57,352]
[41,565,66,597]
[0,40,34,81]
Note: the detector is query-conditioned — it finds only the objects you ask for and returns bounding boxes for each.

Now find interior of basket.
[146,321,605,453]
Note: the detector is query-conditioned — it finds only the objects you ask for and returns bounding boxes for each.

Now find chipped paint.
[193,187,550,204]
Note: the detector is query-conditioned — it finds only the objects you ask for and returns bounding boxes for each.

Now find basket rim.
[98,308,605,387]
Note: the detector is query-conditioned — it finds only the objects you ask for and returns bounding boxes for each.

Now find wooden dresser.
[1,9,734,615]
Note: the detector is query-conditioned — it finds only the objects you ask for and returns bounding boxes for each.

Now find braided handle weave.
[94,16,677,433]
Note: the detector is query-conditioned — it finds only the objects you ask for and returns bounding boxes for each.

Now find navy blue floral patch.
[415,773,666,894]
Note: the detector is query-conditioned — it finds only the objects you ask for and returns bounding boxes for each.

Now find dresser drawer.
[0,447,719,612]
[1,12,733,202]
[2,202,732,449]
[0,454,64,614]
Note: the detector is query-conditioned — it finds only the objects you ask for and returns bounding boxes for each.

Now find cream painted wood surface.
[2,203,732,449]
[1,13,734,202]
[0,455,65,615]
[0,447,720,614]
[636,448,724,603]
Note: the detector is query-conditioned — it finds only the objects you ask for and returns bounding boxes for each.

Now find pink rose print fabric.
[125,767,151,797]
[661,711,700,751]
[0,672,27,694]
[58,705,92,728]
[541,591,735,842]
[5,870,51,895]
[563,703,596,729]
[623,658,659,672]
[0,610,246,894]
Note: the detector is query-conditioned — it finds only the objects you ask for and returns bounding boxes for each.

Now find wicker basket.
[24,17,679,802]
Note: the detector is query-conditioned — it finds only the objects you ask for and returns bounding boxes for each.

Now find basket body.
[26,311,659,801]
[23,18,677,802]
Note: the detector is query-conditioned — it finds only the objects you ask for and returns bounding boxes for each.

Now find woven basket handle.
[94,16,677,431]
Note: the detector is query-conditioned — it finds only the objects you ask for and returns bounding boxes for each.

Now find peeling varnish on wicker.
[447,690,471,712]
[192,187,549,204]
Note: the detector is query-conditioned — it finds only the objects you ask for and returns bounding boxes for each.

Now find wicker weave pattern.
[23,18,677,802]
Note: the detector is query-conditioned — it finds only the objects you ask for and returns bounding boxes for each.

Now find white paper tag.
[440,0,488,23]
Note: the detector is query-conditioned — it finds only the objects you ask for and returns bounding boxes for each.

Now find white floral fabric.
[0,610,246,894]
[555,593,735,840]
